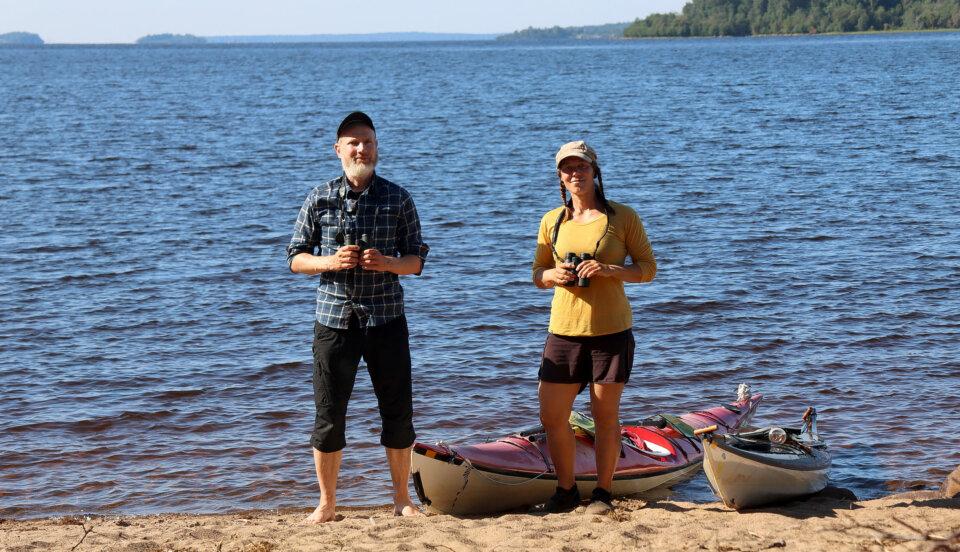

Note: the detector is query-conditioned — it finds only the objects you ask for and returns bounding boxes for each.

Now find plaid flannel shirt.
[287,174,429,329]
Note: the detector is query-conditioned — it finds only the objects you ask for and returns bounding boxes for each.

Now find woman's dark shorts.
[539,329,635,387]
[311,315,415,453]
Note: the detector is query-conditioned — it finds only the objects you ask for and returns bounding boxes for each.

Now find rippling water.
[1,33,959,518]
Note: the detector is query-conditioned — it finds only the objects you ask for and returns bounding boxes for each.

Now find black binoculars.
[563,252,593,287]
[343,233,370,253]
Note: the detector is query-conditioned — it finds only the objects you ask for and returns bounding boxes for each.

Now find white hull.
[411,453,703,515]
[702,438,829,510]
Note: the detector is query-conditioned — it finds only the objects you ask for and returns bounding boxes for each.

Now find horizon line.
[2,30,515,46]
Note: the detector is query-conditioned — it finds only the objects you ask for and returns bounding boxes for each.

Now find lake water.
[1,33,959,518]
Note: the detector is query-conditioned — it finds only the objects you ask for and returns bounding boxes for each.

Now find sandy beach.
[3,492,958,552]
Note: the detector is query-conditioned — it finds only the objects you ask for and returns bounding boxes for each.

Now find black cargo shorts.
[310,314,415,452]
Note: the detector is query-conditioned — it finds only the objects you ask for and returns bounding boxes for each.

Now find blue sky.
[1,0,688,43]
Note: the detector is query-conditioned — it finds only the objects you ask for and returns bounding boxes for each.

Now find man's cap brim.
[337,111,375,137]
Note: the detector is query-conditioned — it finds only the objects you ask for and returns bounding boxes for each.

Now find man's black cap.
[336,111,375,138]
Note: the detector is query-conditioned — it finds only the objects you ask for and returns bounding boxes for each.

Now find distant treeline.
[497,22,630,40]
[207,32,498,43]
[624,0,960,37]
[0,32,44,45]
[136,33,207,45]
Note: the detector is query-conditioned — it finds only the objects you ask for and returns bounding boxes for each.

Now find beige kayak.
[700,418,831,510]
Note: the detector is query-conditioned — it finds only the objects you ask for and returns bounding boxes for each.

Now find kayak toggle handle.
[801,406,820,442]
[693,424,718,436]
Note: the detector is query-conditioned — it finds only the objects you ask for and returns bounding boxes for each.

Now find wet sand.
[3,494,958,552]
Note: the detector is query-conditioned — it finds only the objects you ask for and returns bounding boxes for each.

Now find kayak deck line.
[710,429,831,472]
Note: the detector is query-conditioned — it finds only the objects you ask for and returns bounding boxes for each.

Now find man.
[287,111,429,523]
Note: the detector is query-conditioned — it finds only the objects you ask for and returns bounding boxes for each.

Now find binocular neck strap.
[549,206,610,263]
[334,179,355,243]
[548,207,567,262]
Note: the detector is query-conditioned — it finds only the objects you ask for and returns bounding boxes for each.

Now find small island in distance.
[0,32,44,45]
[136,33,207,45]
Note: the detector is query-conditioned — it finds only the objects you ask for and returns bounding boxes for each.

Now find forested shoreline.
[625,0,960,37]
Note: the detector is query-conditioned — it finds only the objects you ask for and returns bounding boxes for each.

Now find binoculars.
[343,233,370,253]
[562,252,593,287]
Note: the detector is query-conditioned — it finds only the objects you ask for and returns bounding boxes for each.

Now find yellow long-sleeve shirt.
[532,201,656,337]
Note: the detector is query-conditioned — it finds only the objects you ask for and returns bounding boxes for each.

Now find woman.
[531,140,656,513]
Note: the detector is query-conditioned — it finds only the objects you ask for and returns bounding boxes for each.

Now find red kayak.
[411,385,762,514]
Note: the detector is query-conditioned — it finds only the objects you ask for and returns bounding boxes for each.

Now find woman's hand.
[541,263,577,287]
[576,259,611,280]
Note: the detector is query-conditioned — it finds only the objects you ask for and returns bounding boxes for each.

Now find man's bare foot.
[305,503,338,524]
[394,501,423,517]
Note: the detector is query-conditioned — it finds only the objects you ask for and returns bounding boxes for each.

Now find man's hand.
[329,245,360,271]
[360,248,395,272]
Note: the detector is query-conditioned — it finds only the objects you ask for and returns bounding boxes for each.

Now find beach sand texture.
[3,494,958,552]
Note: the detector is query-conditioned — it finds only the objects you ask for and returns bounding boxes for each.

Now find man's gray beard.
[343,160,376,182]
